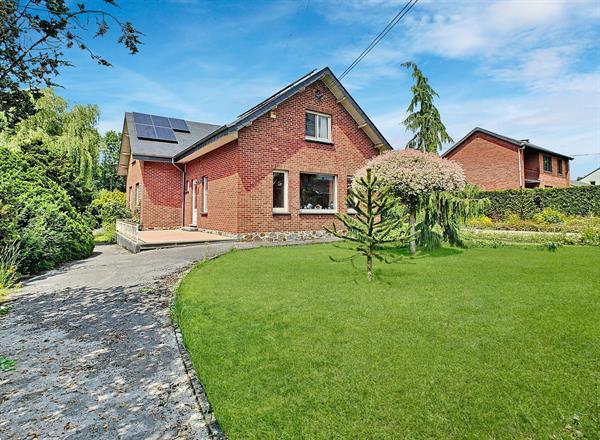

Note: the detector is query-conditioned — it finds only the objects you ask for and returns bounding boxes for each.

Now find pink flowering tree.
[357,149,471,254]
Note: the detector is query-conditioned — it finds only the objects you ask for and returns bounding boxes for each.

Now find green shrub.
[0,241,22,290]
[481,186,600,219]
[533,207,566,224]
[467,215,493,228]
[89,189,129,228]
[0,147,93,274]
[581,227,600,246]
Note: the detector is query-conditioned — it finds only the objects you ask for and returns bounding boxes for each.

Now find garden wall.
[481,186,600,219]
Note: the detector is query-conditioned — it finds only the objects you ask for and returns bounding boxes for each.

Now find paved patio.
[138,229,233,245]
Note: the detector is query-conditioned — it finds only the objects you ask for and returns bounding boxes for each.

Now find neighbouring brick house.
[442,127,572,190]
[117,67,391,240]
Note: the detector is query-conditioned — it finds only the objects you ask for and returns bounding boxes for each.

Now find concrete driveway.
[0,243,236,439]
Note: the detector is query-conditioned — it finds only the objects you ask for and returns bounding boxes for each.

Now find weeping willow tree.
[0,89,100,183]
[402,62,453,153]
[326,169,410,282]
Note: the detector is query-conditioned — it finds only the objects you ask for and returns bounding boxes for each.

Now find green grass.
[93,224,116,244]
[175,244,600,439]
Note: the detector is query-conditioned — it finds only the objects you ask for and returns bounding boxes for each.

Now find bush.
[467,215,494,229]
[89,189,129,228]
[0,147,93,274]
[481,186,600,219]
[0,241,22,290]
[533,207,566,224]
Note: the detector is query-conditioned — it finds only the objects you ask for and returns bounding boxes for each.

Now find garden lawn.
[175,244,600,439]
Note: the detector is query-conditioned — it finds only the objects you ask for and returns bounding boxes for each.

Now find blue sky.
[58,0,600,178]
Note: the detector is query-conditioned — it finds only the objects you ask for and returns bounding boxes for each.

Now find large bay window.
[272,171,288,213]
[305,111,331,142]
[300,173,337,213]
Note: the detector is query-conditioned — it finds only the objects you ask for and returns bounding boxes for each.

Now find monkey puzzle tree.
[326,169,410,282]
[402,62,453,153]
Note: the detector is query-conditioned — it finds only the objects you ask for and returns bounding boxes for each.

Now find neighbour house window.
[272,171,288,213]
[128,186,132,208]
[305,111,331,142]
[185,179,190,193]
[300,173,337,212]
[202,176,208,213]
[543,155,552,173]
[557,159,563,175]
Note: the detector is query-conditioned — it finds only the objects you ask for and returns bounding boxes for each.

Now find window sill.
[305,136,333,145]
[272,210,290,215]
[299,209,337,215]
[543,170,553,174]
[347,209,357,215]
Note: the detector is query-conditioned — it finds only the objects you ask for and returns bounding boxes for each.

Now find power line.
[339,0,420,80]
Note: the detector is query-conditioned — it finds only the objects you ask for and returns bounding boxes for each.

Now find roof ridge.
[235,69,319,120]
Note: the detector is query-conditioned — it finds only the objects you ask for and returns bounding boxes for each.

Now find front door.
[192,179,198,226]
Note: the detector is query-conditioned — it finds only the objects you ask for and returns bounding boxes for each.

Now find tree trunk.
[409,211,417,255]
[367,254,373,282]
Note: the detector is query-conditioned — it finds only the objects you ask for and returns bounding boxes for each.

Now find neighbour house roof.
[442,127,574,160]
[118,67,392,173]
[577,166,600,181]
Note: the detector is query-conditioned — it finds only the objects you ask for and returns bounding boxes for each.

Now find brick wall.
[184,140,241,233]
[140,161,182,229]
[131,80,381,233]
[536,153,570,188]
[445,133,523,190]
[125,159,143,211]
[234,80,379,233]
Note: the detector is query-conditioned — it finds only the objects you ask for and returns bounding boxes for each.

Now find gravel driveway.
[0,243,236,439]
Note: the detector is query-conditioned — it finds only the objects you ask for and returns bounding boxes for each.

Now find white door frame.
[191,179,198,226]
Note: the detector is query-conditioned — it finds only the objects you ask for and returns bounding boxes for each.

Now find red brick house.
[117,68,391,240]
[442,128,572,190]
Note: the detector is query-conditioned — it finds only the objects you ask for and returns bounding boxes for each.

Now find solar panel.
[169,118,190,132]
[154,126,178,142]
[132,112,183,143]
[133,112,153,125]
[135,123,157,139]
[151,115,171,128]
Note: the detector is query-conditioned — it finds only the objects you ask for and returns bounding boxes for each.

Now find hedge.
[0,146,94,274]
[481,186,600,219]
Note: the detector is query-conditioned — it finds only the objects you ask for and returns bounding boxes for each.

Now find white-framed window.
[202,176,208,213]
[305,111,332,143]
[135,183,141,208]
[299,173,337,213]
[272,170,288,213]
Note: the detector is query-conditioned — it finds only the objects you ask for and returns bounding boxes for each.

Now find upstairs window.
[543,155,552,173]
[300,173,337,212]
[557,159,563,175]
[305,111,331,142]
[272,171,288,213]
